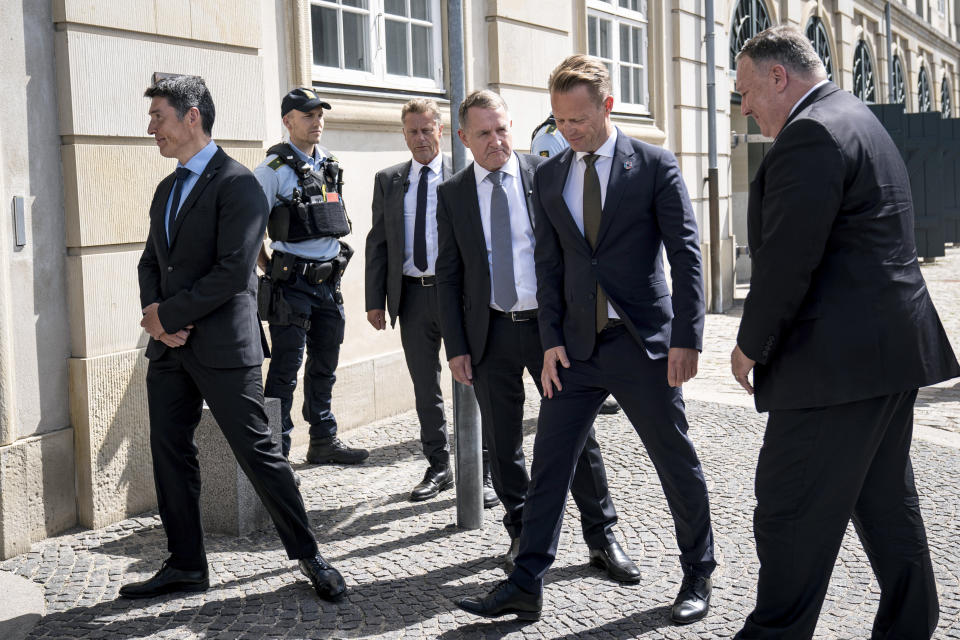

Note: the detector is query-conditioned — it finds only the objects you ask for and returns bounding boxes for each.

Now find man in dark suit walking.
[436,90,638,581]
[127,75,345,602]
[730,26,959,639]
[364,98,498,506]
[455,57,716,625]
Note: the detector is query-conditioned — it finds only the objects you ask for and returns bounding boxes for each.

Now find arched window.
[891,55,906,106]
[942,76,952,118]
[730,0,771,70]
[852,40,876,103]
[917,66,932,112]
[805,17,833,81]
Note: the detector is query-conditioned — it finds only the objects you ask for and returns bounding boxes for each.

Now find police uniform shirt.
[402,152,443,276]
[254,143,340,261]
[166,139,218,244]
[472,152,538,313]
[561,128,619,319]
[530,123,569,159]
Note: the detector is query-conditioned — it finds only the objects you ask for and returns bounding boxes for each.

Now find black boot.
[306,437,369,465]
[455,580,541,621]
[482,465,500,509]
[409,466,454,501]
[119,561,209,599]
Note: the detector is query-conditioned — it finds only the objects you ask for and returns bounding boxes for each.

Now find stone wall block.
[70,351,155,529]
[56,31,264,140]
[62,144,264,248]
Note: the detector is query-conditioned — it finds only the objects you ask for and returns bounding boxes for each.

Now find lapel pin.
[623,160,633,170]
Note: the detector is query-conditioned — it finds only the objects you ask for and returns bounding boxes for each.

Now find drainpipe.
[887,2,896,104]
[705,0,722,313]
[447,0,483,530]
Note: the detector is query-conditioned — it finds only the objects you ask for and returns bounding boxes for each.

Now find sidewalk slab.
[0,570,44,640]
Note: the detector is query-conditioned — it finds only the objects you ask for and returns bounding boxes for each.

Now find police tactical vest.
[265,143,351,242]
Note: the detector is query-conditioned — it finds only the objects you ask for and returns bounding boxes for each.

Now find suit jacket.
[364,154,453,326]
[533,129,705,362]
[737,82,960,411]
[435,153,541,364]
[137,146,270,369]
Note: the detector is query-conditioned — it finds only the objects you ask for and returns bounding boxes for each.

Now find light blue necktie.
[488,171,518,311]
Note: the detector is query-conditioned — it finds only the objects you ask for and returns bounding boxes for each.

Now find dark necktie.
[413,165,430,272]
[582,154,607,332]
[488,171,518,311]
[167,166,192,245]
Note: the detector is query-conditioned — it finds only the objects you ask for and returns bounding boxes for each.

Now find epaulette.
[267,156,285,171]
[546,124,557,134]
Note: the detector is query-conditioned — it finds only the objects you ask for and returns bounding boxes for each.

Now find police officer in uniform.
[530,116,621,417]
[254,88,368,465]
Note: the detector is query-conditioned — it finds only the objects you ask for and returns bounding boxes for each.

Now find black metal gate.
[869,104,958,259]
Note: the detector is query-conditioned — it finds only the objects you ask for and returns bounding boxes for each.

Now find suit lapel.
[516,154,537,227]
[596,130,637,248]
[389,160,411,245]
[550,148,592,250]
[461,162,488,263]
[169,147,225,248]
[151,174,177,258]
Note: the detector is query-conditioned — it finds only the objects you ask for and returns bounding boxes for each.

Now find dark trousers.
[735,389,938,640]
[511,324,716,593]
[472,313,618,546]
[146,347,318,570]
[398,280,449,469]
[265,276,345,457]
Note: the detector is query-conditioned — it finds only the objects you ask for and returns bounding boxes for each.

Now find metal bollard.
[453,380,483,529]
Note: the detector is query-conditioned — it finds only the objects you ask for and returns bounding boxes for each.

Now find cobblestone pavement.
[2,247,959,639]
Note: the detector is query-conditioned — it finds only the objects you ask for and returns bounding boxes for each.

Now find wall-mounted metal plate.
[12,196,25,248]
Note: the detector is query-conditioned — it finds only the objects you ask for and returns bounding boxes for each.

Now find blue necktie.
[413,165,430,272]
[167,166,192,245]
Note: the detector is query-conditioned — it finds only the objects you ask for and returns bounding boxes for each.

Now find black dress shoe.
[299,553,347,601]
[409,466,453,501]
[306,437,369,465]
[503,537,521,572]
[599,396,621,414]
[588,541,641,583]
[483,471,500,509]
[455,579,542,621]
[671,575,711,624]
[119,561,209,599]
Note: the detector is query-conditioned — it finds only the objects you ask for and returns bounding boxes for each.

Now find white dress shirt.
[562,128,620,319]
[473,153,538,312]
[402,152,443,276]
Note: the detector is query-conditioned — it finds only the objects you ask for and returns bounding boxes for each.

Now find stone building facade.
[0,0,957,558]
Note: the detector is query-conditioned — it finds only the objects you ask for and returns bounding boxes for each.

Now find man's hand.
[257,242,270,273]
[141,303,191,348]
[367,309,387,330]
[542,346,570,399]
[449,354,473,386]
[731,345,756,395]
[157,326,193,348]
[667,347,699,387]
[140,303,166,339]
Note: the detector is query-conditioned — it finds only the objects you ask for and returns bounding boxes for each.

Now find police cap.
[281,87,333,116]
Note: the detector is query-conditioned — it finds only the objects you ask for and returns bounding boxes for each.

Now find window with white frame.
[309,0,443,91]
[586,0,649,113]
